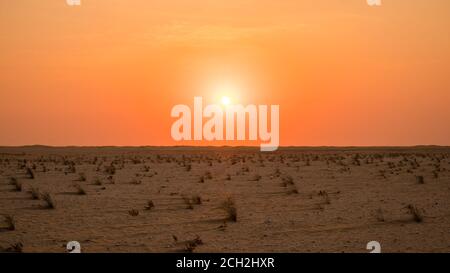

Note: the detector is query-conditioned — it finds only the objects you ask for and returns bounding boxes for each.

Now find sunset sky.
[0,0,449,146]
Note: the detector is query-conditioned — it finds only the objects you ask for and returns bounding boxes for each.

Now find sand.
[0,146,449,253]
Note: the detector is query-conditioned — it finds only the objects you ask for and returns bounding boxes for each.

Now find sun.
[221,96,231,105]
[211,81,242,106]
[215,83,240,105]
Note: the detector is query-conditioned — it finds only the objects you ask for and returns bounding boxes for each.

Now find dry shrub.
[26,168,35,179]
[184,235,203,253]
[131,178,142,185]
[204,171,212,179]
[107,175,115,184]
[145,200,155,210]
[406,204,423,223]
[128,209,139,216]
[93,177,102,186]
[432,171,438,179]
[274,168,281,177]
[77,173,87,182]
[318,190,330,204]
[220,197,237,222]
[29,187,40,200]
[191,195,202,205]
[182,195,202,209]
[11,179,22,192]
[281,175,294,187]
[375,208,385,222]
[415,175,425,184]
[73,184,87,195]
[13,180,22,191]
[104,165,116,175]
[182,196,194,210]
[41,192,56,209]
[1,215,15,231]
[4,242,23,253]
[250,174,262,181]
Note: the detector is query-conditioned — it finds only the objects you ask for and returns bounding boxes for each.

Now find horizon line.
[1,144,449,149]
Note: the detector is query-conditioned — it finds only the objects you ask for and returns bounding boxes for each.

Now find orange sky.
[0,0,449,146]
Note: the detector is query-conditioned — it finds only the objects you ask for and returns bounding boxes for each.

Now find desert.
[0,146,449,253]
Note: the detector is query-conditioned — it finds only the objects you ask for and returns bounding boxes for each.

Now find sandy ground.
[0,146,449,253]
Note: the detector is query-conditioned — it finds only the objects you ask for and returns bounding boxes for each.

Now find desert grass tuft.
[104,165,116,175]
[128,209,139,216]
[250,174,262,181]
[107,175,115,184]
[9,177,22,191]
[318,190,330,204]
[432,170,439,179]
[1,215,15,231]
[77,173,87,182]
[183,195,202,209]
[93,177,102,186]
[183,235,203,253]
[191,235,203,245]
[281,175,294,187]
[191,195,202,205]
[4,242,23,253]
[73,184,87,195]
[9,177,18,184]
[375,208,385,222]
[26,168,35,179]
[29,187,40,200]
[131,178,142,185]
[11,179,22,192]
[204,171,212,180]
[220,197,237,222]
[184,242,196,253]
[145,200,155,210]
[415,175,425,184]
[182,196,194,210]
[41,192,56,209]
[406,204,423,223]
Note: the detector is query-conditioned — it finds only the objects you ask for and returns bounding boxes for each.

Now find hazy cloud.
[143,22,308,46]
